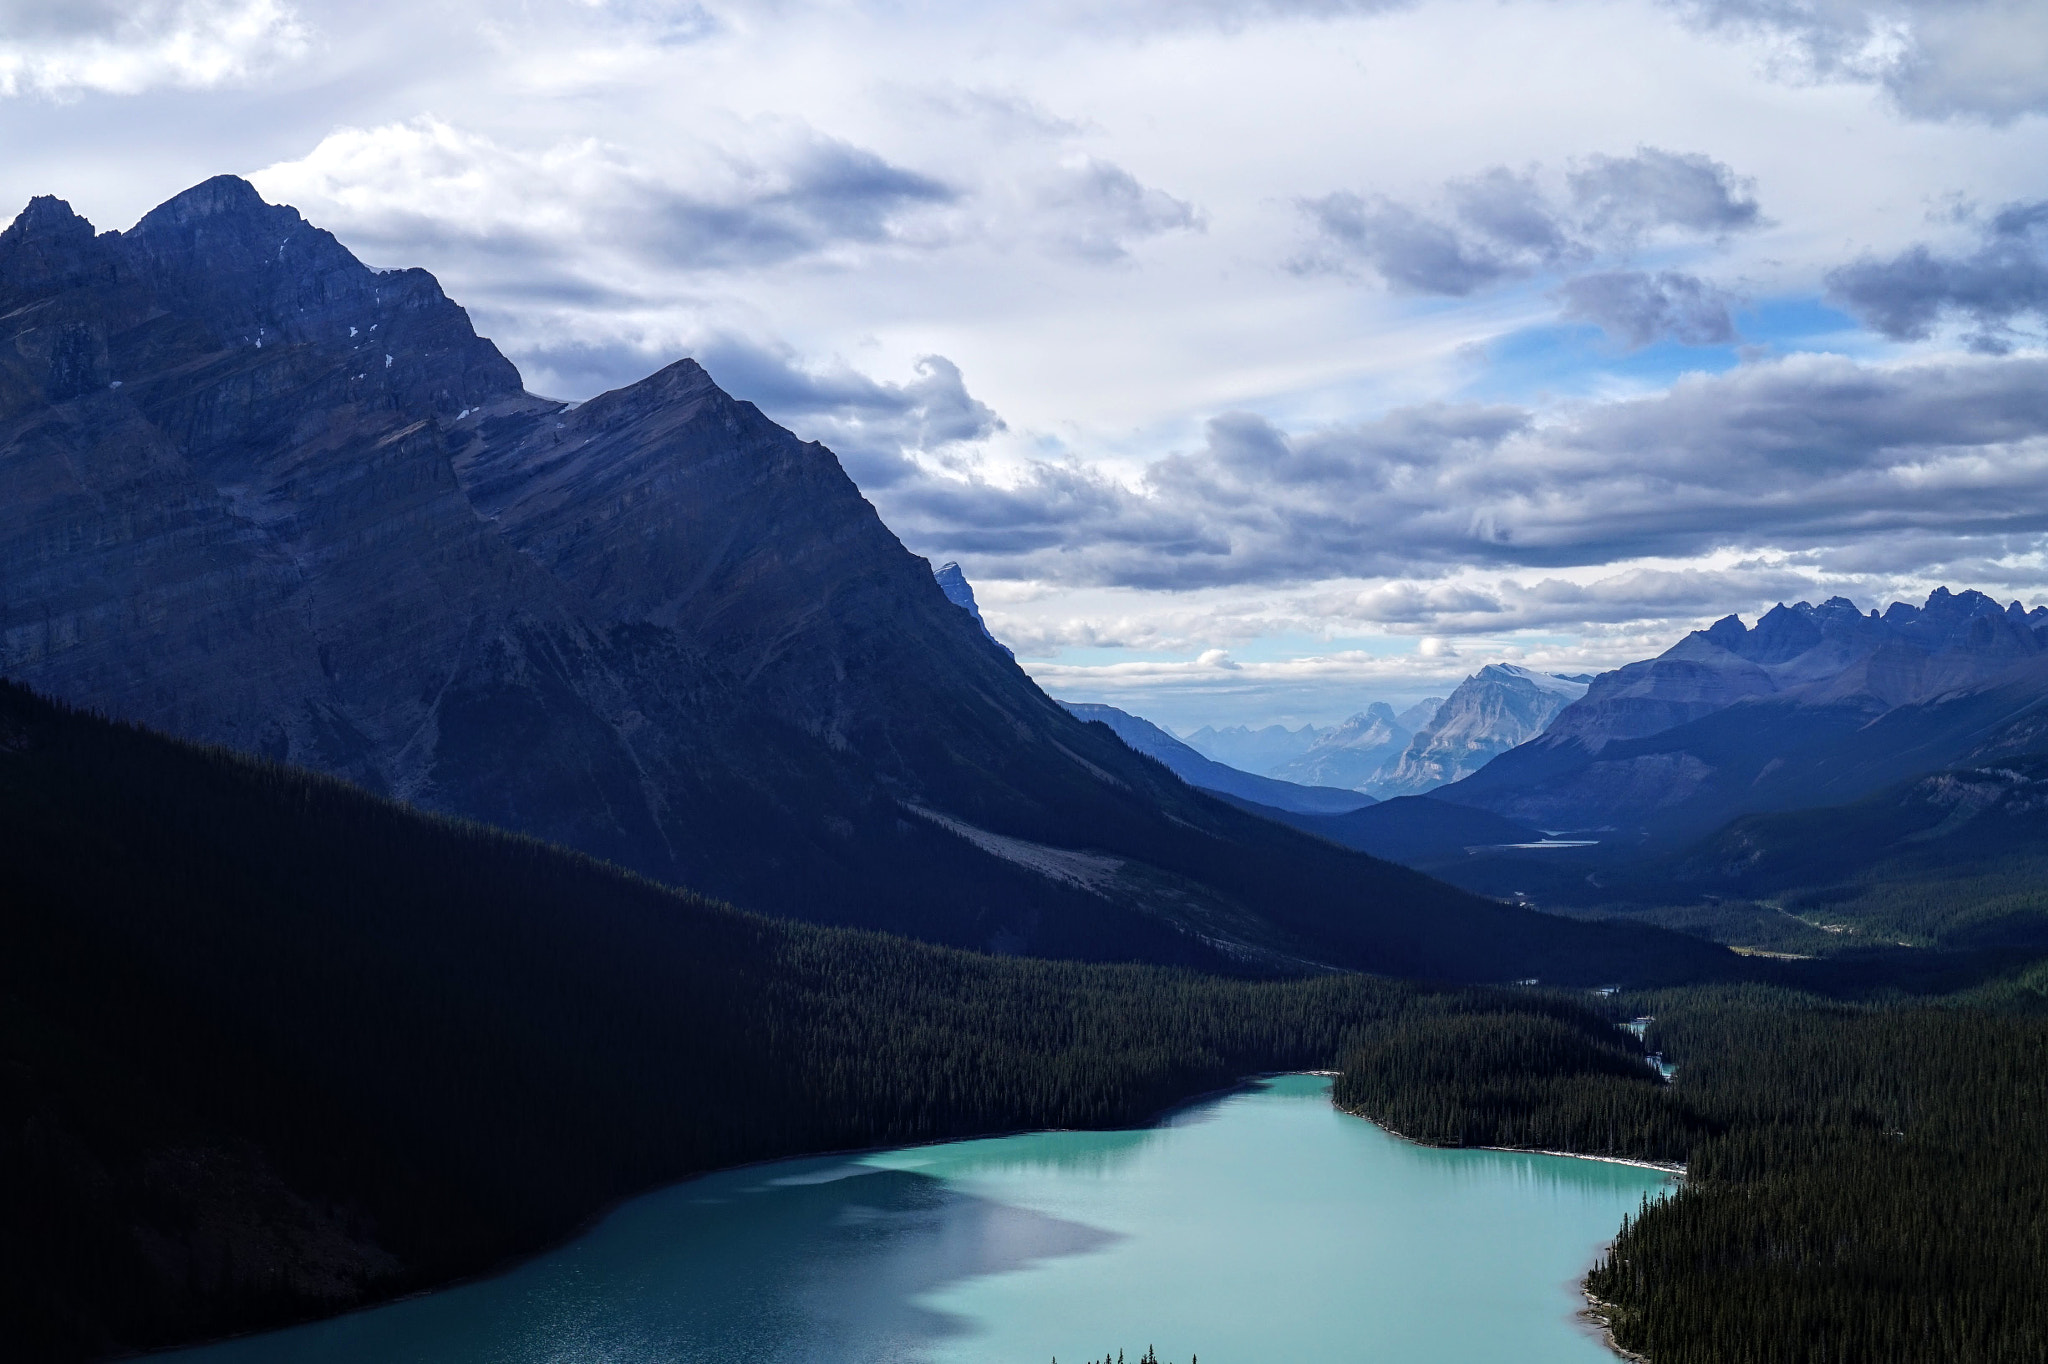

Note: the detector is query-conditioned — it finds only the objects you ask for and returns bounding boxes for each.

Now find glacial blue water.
[162,1075,1670,1364]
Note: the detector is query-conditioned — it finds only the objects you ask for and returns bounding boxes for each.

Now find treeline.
[0,680,1441,1360]
[1339,977,2048,1363]
[1334,997,1705,1161]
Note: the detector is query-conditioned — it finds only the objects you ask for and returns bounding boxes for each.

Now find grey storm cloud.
[1037,159,1203,263]
[1296,147,1759,345]
[1667,0,2048,123]
[1565,147,1762,238]
[0,0,135,37]
[1297,194,1527,295]
[254,119,962,325]
[1557,270,1737,346]
[867,352,2048,589]
[510,334,1003,490]
[699,340,1003,488]
[1826,201,2048,352]
[618,141,956,271]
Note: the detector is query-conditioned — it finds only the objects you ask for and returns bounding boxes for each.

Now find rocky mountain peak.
[1364,664,1588,797]
[6,194,93,243]
[136,173,272,227]
[0,195,112,296]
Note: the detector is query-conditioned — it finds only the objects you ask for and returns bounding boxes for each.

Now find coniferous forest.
[0,680,1515,1358]
[1338,975,2048,1363]
[6,670,2048,1363]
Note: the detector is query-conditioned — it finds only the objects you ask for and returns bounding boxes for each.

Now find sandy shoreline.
[1477,1145,1686,1174]
[1335,1102,1687,1176]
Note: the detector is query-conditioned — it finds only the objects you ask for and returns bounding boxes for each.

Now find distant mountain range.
[1056,700,1375,814]
[1437,589,2048,845]
[0,176,1704,984]
[1371,665,1591,797]
[1181,664,1590,799]
[1270,703,1419,791]
[1184,720,1331,773]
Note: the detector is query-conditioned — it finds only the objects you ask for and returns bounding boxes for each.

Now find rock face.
[1,177,1697,982]
[1372,665,1589,797]
[931,560,1011,655]
[1058,700,1375,814]
[1439,591,2048,843]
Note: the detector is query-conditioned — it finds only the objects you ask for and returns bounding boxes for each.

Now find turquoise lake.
[163,1075,1670,1364]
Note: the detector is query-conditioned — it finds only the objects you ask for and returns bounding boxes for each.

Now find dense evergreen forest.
[1339,970,2048,1364]
[7,674,2047,1364]
[0,679,1631,1360]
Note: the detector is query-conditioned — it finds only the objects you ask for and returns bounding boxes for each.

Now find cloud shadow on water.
[160,1159,1123,1364]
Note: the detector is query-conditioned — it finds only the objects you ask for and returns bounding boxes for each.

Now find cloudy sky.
[7,0,2048,730]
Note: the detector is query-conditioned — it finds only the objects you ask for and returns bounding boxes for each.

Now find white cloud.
[12,0,2048,729]
[0,0,307,98]
[1670,0,2048,123]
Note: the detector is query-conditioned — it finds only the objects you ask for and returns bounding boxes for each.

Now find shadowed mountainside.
[0,176,1721,983]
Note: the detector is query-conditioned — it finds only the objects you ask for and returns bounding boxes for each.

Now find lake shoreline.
[1581,1290,1651,1364]
[1334,1102,1680,1364]
[1334,1102,1687,1176]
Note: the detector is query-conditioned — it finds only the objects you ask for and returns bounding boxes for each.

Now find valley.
[2,172,2045,1364]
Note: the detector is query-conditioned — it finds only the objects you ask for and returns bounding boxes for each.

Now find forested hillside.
[0,679,1651,1360]
[1338,974,2048,1364]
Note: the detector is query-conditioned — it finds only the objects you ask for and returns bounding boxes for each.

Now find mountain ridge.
[0,175,1714,983]
[1438,590,2048,844]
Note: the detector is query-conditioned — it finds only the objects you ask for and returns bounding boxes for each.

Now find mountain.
[0,677,1441,1359]
[1271,702,1416,791]
[0,175,1711,982]
[1372,665,1590,797]
[1058,701,1375,815]
[1182,721,1325,774]
[1183,702,1446,781]
[1439,590,2048,843]
[932,560,1012,656]
[1396,696,1448,731]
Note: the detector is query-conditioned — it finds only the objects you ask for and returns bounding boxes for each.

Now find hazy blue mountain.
[1271,703,1416,791]
[1439,590,2048,843]
[1371,665,1590,797]
[932,561,1012,656]
[1395,697,1448,731]
[0,175,1689,981]
[1182,721,1325,774]
[1059,701,1376,815]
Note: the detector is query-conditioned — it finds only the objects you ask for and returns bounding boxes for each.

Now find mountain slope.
[1440,591,2048,842]
[1271,702,1415,791]
[0,176,1714,982]
[0,678,1482,1360]
[1372,665,1589,796]
[1058,701,1375,814]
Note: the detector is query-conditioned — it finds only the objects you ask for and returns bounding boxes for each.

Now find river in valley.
[162,1075,1671,1364]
